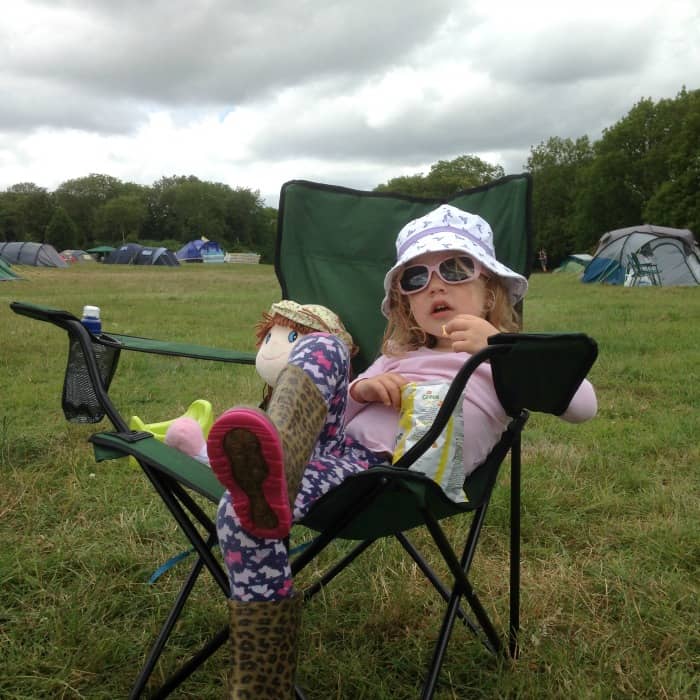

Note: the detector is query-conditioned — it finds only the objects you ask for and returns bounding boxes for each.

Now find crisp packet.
[392,382,467,503]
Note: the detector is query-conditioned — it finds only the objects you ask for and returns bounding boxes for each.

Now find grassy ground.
[0,264,698,699]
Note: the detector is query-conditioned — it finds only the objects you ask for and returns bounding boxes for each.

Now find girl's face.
[402,251,489,350]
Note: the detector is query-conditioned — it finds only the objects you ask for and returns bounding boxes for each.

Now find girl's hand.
[350,373,407,409]
[444,315,498,354]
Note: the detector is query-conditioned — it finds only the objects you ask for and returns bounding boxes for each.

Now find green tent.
[554,254,592,274]
[86,245,116,262]
[0,256,21,281]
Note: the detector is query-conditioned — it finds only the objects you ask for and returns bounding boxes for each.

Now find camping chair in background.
[10,173,598,698]
[627,251,662,286]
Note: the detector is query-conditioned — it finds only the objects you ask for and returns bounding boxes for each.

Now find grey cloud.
[1,0,695,198]
[477,20,655,86]
[246,81,627,168]
[0,76,147,133]
[6,1,454,113]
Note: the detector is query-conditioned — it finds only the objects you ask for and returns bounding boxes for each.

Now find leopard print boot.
[226,593,303,699]
[266,364,327,506]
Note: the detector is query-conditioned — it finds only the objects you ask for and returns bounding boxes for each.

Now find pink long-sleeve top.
[345,347,597,476]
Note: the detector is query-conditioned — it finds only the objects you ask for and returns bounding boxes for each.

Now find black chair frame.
[10,300,596,699]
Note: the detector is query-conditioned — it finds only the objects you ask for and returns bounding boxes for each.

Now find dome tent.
[582,225,700,286]
[176,239,225,263]
[0,241,68,267]
[105,243,144,264]
[133,246,179,266]
[105,244,179,266]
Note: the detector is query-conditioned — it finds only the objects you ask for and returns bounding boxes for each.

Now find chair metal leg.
[419,501,501,699]
[301,538,376,599]
[293,477,390,576]
[127,469,230,697]
[129,536,228,699]
[143,465,230,594]
[422,507,503,700]
[395,532,480,638]
[149,627,229,699]
[421,587,464,700]
[422,509,503,651]
[509,435,521,659]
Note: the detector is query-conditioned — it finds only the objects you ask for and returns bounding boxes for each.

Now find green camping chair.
[627,251,662,286]
[10,173,598,698]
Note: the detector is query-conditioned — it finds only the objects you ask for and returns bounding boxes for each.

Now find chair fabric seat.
[299,465,475,540]
[90,432,488,541]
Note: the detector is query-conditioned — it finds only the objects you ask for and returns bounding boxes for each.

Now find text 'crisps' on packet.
[392,382,467,503]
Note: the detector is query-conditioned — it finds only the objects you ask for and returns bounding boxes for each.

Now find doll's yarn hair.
[254,312,318,348]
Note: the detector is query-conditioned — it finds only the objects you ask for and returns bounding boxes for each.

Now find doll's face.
[255,323,304,386]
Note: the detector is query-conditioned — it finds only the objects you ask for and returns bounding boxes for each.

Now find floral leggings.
[216,334,384,602]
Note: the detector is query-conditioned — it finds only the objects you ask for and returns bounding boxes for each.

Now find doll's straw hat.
[269,300,356,356]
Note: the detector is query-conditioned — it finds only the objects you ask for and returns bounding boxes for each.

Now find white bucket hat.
[381,204,528,317]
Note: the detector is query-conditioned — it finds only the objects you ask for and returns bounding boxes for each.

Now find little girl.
[207,204,597,697]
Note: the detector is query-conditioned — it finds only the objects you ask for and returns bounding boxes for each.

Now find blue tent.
[105,243,144,264]
[581,256,624,284]
[134,246,179,266]
[176,239,225,263]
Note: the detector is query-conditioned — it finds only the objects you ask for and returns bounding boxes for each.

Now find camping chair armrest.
[392,333,598,470]
[10,301,256,364]
[487,332,598,416]
[99,332,256,365]
[90,431,225,503]
[10,300,256,431]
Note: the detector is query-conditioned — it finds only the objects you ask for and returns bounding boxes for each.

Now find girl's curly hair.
[381,275,521,356]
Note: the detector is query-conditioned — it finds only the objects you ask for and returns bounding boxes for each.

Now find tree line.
[1,88,696,268]
[374,88,698,267]
[0,175,277,262]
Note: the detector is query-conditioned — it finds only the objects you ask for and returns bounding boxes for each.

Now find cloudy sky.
[1,0,698,206]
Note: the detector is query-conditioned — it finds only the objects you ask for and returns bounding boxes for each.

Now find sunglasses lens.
[440,256,476,281]
[400,265,429,292]
[399,256,479,294]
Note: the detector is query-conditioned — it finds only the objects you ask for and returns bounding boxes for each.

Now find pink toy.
[164,416,209,464]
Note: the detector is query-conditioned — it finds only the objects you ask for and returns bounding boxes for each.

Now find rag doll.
[164,300,355,459]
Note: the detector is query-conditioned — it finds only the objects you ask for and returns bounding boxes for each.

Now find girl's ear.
[483,288,496,314]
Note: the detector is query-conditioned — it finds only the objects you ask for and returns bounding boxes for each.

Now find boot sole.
[207,407,292,539]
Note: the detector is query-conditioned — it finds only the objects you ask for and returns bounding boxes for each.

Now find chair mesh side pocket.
[62,337,120,423]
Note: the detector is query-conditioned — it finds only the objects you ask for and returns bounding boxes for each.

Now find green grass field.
[1,264,698,699]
